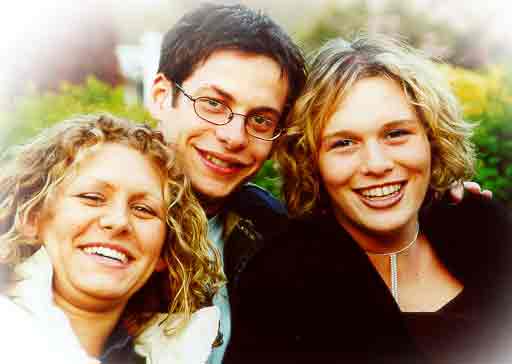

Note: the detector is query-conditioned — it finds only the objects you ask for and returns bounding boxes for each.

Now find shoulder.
[424,194,511,241]
[135,307,219,364]
[229,183,286,215]
[226,183,288,235]
[424,194,512,284]
[247,211,357,277]
[0,295,71,364]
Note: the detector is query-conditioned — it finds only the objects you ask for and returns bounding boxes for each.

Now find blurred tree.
[297,1,370,54]
[296,0,505,69]
[3,1,122,109]
[0,77,152,149]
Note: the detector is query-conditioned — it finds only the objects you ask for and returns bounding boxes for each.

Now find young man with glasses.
[149,3,306,363]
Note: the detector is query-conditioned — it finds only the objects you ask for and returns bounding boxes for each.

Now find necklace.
[366,223,420,303]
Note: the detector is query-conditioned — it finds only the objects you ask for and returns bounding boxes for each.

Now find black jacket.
[222,184,289,347]
[225,195,512,364]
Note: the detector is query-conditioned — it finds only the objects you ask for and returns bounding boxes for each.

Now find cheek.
[403,138,431,176]
[137,221,167,258]
[246,141,272,170]
[162,107,203,144]
[178,123,216,153]
[39,205,84,244]
[251,142,272,165]
[423,141,432,174]
[319,154,356,191]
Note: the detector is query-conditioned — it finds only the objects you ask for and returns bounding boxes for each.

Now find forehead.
[183,49,289,111]
[66,143,164,193]
[323,76,418,134]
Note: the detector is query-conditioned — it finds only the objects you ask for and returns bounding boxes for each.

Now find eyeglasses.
[173,82,283,141]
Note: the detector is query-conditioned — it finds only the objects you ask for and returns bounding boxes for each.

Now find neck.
[53,292,126,358]
[335,214,420,255]
[365,222,419,256]
[196,192,226,217]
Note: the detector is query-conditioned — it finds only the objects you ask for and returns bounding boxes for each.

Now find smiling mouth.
[204,153,232,168]
[82,246,129,264]
[198,150,246,170]
[357,183,404,200]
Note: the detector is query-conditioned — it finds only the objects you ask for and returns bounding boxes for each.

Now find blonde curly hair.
[0,113,224,334]
[278,34,476,217]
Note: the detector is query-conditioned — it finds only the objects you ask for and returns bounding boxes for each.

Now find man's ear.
[149,73,173,120]
[154,257,167,272]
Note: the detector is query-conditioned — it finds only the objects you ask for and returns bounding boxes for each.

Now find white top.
[2,247,219,364]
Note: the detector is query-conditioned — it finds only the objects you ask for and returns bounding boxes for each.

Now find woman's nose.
[360,141,394,176]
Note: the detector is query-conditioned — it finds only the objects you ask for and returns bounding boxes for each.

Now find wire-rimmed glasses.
[173,82,283,141]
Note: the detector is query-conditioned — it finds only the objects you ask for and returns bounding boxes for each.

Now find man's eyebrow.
[198,85,282,116]
[197,85,235,103]
[249,106,282,118]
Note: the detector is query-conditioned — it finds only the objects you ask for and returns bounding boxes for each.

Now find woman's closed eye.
[77,193,105,204]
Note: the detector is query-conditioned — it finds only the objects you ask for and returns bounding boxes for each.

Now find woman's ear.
[154,257,167,272]
[18,210,40,240]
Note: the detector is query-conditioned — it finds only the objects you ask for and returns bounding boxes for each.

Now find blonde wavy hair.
[0,113,224,334]
[278,34,476,217]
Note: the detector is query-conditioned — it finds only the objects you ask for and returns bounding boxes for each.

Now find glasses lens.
[246,115,281,140]
[194,98,231,125]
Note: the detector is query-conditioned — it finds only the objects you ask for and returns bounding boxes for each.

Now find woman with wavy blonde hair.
[280,35,476,216]
[0,114,224,364]
[228,35,512,364]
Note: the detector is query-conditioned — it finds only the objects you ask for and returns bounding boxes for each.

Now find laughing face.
[151,50,289,200]
[34,143,167,311]
[318,76,431,237]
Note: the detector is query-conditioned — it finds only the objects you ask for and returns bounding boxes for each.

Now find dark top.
[402,289,476,364]
[225,195,512,364]
[100,324,141,364]
[223,184,289,333]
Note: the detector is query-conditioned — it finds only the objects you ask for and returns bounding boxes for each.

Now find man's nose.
[215,114,249,150]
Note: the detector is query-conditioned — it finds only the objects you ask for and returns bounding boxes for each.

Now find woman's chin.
[62,269,138,307]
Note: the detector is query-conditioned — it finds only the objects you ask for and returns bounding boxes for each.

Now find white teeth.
[83,246,128,263]
[361,183,402,198]
[205,154,231,168]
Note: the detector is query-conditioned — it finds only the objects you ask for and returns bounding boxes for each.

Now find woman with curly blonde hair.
[228,35,512,364]
[0,114,224,364]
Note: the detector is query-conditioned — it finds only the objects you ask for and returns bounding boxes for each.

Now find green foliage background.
[0,77,153,148]
[441,66,512,204]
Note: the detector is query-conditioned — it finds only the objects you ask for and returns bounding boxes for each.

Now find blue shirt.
[207,214,231,364]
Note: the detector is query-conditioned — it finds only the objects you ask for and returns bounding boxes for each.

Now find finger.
[482,190,493,199]
[448,182,464,203]
[462,181,482,194]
